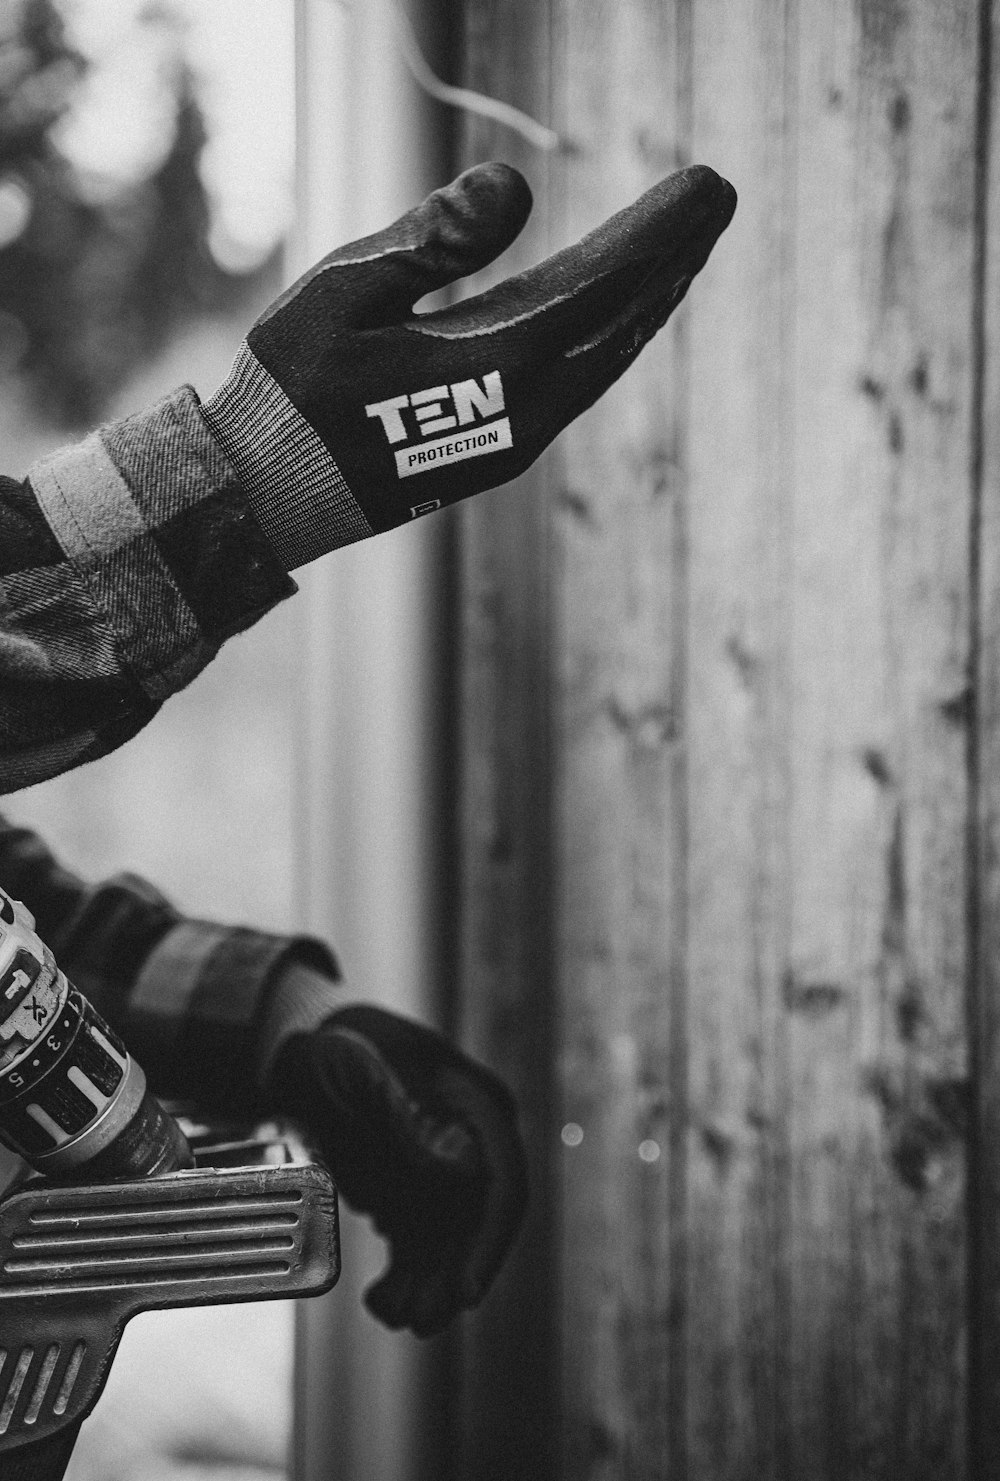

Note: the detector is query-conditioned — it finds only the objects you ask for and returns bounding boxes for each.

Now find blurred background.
[2,2,457,1478]
[1,4,303,1480]
[2,1,998,1480]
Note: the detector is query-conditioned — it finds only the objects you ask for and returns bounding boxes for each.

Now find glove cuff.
[200,342,373,570]
[255,958,358,1084]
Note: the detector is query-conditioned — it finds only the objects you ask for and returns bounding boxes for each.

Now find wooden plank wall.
[456,1,989,1477]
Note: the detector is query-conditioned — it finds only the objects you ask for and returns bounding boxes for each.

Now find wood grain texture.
[973,0,1000,1472]
[454,4,559,1480]
[684,3,974,1477]
[457,1,979,1476]
[552,5,691,1478]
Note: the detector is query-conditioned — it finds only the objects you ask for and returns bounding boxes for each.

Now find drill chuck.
[0,890,190,1179]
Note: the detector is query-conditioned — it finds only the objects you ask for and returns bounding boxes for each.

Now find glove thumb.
[255,162,533,337]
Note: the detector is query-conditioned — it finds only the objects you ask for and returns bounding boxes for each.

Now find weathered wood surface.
[454,4,560,1480]
[458,0,982,1478]
[973,1,1000,1475]
[681,3,974,1476]
[552,6,691,1479]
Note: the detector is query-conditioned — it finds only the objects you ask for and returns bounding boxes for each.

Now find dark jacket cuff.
[29,385,297,704]
[126,919,337,1114]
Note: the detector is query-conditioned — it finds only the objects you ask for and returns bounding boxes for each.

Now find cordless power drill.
[0,888,189,1180]
[0,887,340,1481]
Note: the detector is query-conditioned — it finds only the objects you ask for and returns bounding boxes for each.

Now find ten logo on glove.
[202,161,737,570]
[366,369,512,489]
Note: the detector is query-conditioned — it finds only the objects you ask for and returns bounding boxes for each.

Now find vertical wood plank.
[973,0,1000,1471]
[685,3,794,1474]
[456,4,559,1479]
[791,4,973,1473]
[687,1,975,1477]
[551,4,691,1478]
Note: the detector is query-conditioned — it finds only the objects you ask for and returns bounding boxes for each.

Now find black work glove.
[267,1004,528,1337]
[202,161,736,568]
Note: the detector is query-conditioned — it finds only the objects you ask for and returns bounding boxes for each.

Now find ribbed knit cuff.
[254,959,357,1082]
[200,343,373,570]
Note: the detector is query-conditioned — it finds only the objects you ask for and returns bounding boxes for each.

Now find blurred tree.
[0,0,274,428]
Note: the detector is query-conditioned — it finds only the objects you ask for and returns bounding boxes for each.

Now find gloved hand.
[266,1003,528,1337]
[202,161,736,569]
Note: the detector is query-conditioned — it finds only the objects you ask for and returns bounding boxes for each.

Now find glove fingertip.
[438,160,534,265]
[622,163,737,252]
[459,1270,489,1310]
[678,162,737,218]
[457,160,533,219]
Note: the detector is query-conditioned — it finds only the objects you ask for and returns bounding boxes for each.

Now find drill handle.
[4,1423,81,1481]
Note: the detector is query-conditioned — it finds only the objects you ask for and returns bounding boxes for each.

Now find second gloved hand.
[265,1004,528,1337]
[201,161,736,569]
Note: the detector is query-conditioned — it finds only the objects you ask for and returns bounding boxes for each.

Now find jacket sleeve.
[0,387,296,796]
[0,814,338,1115]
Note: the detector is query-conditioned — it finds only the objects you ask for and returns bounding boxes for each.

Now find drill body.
[0,889,189,1180]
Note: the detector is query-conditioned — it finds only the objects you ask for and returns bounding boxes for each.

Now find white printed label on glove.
[366,371,512,479]
[395,417,512,478]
